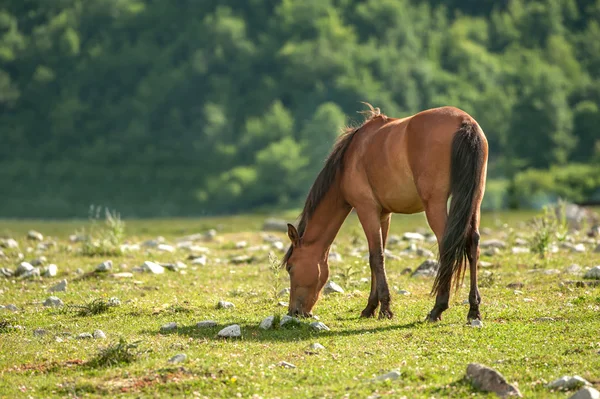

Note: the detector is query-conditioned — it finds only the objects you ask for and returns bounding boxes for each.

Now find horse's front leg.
[357,208,393,319]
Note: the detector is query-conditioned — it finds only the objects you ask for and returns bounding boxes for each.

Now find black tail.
[432,121,485,296]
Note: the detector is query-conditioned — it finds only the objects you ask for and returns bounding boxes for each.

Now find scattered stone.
[411,260,439,277]
[278,361,296,369]
[43,296,64,307]
[272,241,285,251]
[107,297,121,307]
[20,267,41,279]
[565,264,582,274]
[544,269,560,275]
[30,256,47,266]
[0,238,19,249]
[511,247,530,254]
[572,243,586,253]
[310,343,325,351]
[27,230,44,241]
[76,333,93,339]
[235,241,247,249]
[280,315,298,327]
[157,244,175,253]
[479,261,493,268]
[514,238,528,246]
[168,353,187,364]
[217,300,235,309]
[191,255,207,266]
[141,261,165,274]
[375,370,401,381]
[403,232,425,241]
[278,288,290,297]
[203,229,217,241]
[111,272,133,279]
[471,319,483,328]
[569,387,600,399]
[534,317,555,322]
[160,322,177,333]
[523,298,534,302]
[328,252,343,262]
[484,247,501,257]
[323,281,344,294]
[310,321,330,331]
[259,316,275,330]
[15,262,34,276]
[466,363,522,397]
[481,239,507,249]
[506,282,524,289]
[197,320,217,328]
[142,237,165,248]
[547,376,590,390]
[416,248,435,258]
[43,264,58,277]
[359,277,370,283]
[217,324,241,338]
[93,330,107,339]
[397,289,411,296]
[33,328,47,337]
[584,266,600,280]
[95,260,113,272]
[262,218,288,232]
[384,249,401,261]
[48,279,68,293]
[4,304,18,312]
[75,268,84,275]
[0,268,14,277]
[230,255,252,264]
[278,301,288,307]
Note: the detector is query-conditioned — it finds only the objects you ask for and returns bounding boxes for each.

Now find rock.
[75,268,84,275]
[572,243,586,253]
[142,237,165,248]
[235,241,247,249]
[230,255,252,264]
[547,376,590,390]
[595,244,600,253]
[160,322,177,333]
[203,229,217,241]
[5,304,18,312]
[411,260,439,277]
[481,239,507,249]
[511,247,530,254]
[384,249,401,261]
[48,279,68,293]
[43,264,58,277]
[272,241,285,251]
[30,256,47,266]
[217,300,235,309]
[416,248,435,258]
[0,268,14,277]
[259,316,275,330]
[168,353,187,364]
[584,266,600,280]
[262,218,288,232]
[471,319,483,328]
[191,255,208,265]
[43,296,64,307]
[95,260,113,272]
[217,324,241,338]
[278,288,290,297]
[76,333,93,339]
[565,264,582,274]
[15,262,34,276]
[33,328,47,336]
[310,343,325,351]
[278,301,288,307]
[141,261,165,274]
[376,370,401,381]
[197,320,217,328]
[278,361,296,369]
[534,317,555,322]
[328,252,343,262]
[93,330,107,339]
[0,238,19,249]
[111,272,133,279]
[20,267,41,279]
[157,244,175,253]
[484,247,501,257]
[27,230,44,241]
[310,321,330,331]
[569,387,600,399]
[514,238,528,246]
[466,363,522,397]
[479,261,493,268]
[280,315,298,327]
[506,282,524,289]
[107,297,121,307]
[323,281,344,294]
[403,232,425,241]
[397,289,411,296]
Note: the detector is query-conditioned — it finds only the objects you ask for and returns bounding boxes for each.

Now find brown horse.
[283,104,488,322]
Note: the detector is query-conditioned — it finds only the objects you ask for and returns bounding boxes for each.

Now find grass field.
[0,210,599,398]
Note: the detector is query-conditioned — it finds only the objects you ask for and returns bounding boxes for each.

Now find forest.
[1,0,599,218]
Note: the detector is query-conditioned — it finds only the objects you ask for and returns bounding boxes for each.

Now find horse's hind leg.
[423,199,450,322]
[466,212,482,321]
[357,208,393,319]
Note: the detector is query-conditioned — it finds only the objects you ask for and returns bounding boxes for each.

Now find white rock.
[93,330,106,339]
[191,255,208,265]
[310,343,325,350]
[280,315,298,327]
[43,296,64,307]
[218,324,241,338]
[48,279,67,293]
[157,244,175,253]
[235,241,247,249]
[142,237,165,248]
[15,262,34,276]
[376,370,401,381]
[30,256,47,266]
[43,264,58,277]
[160,322,177,332]
[548,375,590,390]
[471,319,483,328]
[0,238,19,249]
[397,289,411,296]
[76,333,93,339]
[278,361,296,368]
[511,246,530,254]
[411,260,439,277]
[310,321,330,331]
[584,266,600,280]
[272,241,285,251]
[278,288,290,297]
[403,232,425,241]
[323,281,344,294]
[259,316,275,330]
[572,243,586,253]
[328,252,343,262]
[217,300,235,309]
[565,264,582,274]
[107,297,121,307]
[142,261,165,274]
[197,320,217,328]
[111,272,133,279]
[569,387,600,399]
[168,353,187,363]
[33,328,47,337]
[416,248,435,258]
[481,239,507,249]
[278,301,288,307]
[27,230,44,241]
[95,260,113,272]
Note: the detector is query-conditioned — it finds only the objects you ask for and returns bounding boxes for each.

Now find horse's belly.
[377,176,424,214]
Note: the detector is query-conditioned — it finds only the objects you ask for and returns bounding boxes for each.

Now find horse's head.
[284,223,329,317]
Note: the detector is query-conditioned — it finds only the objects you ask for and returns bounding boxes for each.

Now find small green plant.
[80,206,125,257]
[68,299,111,316]
[528,202,568,259]
[268,252,284,302]
[338,262,360,287]
[88,338,149,368]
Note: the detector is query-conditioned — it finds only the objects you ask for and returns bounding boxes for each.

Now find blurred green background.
[1,0,599,218]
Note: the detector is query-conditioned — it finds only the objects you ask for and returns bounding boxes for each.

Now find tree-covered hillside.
[1,0,599,217]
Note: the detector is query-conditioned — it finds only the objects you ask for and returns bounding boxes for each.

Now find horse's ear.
[287,223,300,247]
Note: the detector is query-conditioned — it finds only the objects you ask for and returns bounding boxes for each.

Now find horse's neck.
[301,184,352,254]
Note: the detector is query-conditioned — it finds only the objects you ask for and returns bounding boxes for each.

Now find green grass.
[0,210,598,398]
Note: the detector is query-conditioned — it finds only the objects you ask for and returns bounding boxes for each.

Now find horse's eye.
[286,263,293,273]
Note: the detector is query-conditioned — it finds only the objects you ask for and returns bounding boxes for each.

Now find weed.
[80,206,125,257]
[528,202,568,259]
[88,338,149,368]
[268,252,284,302]
[338,262,360,287]
[68,299,111,317]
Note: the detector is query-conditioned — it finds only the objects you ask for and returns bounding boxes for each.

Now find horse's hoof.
[360,308,377,318]
[467,310,481,321]
[426,312,441,323]
[378,309,393,319]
